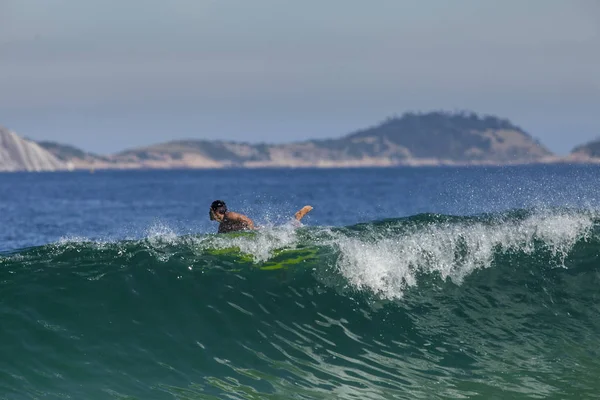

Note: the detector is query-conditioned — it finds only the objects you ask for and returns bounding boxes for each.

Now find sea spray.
[200,222,302,263]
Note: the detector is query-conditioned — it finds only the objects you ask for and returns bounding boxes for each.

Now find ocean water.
[2,165,600,399]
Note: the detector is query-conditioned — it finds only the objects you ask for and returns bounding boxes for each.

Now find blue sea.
[2,165,600,399]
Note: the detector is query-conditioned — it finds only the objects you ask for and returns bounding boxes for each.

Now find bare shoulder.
[226,211,249,221]
[225,211,255,228]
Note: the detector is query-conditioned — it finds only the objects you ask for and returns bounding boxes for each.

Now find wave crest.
[332,210,595,298]
[2,209,597,300]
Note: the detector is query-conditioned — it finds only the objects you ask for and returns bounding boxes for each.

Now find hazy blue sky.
[0,0,598,154]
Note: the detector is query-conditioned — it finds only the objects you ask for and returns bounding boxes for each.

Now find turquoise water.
[2,166,600,399]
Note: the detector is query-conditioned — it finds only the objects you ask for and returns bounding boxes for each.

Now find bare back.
[218,211,255,233]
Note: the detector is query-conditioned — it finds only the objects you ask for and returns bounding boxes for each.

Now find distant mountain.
[36,141,110,168]
[61,111,556,169]
[0,126,68,172]
[3,111,561,172]
[306,111,553,164]
[570,139,600,161]
[37,141,94,161]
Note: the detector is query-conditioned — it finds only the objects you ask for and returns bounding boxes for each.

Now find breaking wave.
[2,208,600,399]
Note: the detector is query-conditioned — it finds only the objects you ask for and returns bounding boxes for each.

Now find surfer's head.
[209,200,227,221]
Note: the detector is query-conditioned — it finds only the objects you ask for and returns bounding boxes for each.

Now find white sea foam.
[46,211,597,299]
[56,235,92,245]
[200,222,302,263]
[332,211,594,299]
[55,235,114,250]
[145,222,179,244]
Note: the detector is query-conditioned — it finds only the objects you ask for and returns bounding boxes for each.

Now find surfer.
[209,200,313,233]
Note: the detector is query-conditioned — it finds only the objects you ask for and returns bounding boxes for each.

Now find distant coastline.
[2,111,600,172]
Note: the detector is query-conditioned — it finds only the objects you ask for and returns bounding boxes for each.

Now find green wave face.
[2,208,600,399]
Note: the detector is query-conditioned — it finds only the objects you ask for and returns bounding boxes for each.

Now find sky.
[0,0,598,154]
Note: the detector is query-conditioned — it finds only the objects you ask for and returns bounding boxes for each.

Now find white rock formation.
[0,126,67,172]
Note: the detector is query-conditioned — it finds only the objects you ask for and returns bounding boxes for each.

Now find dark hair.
[211,200,227,214]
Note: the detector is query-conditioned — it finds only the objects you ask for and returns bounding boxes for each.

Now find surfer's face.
[209,207,226,222]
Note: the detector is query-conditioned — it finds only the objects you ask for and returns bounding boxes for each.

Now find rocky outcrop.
[0,126,68,172]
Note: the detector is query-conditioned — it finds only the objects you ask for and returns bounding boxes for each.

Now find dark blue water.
[2,165,599,251]
[2,165,600,399]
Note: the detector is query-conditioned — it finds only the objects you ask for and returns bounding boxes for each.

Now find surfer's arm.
[294,205,313,221]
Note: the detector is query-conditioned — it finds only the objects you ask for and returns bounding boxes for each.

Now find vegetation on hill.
[571,139,600,158]
[313,111,550,161]
[37,141,108,162]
